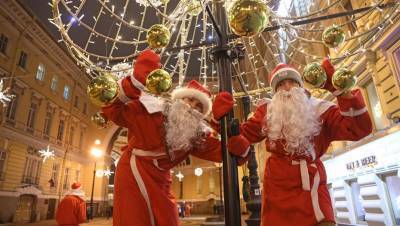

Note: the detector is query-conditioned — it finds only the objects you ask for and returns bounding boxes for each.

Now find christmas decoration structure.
[145,69,173,95]
[228,0,269,37]
[186,0,203,16]
[39,145,55,163]
[87,73,119,107]
[91,112,109,128]
[147,24,171,49]
[302,62,327,88]
[103,169,114,177]
[322,25,346,48]
[0,79,14,107]
[331,67,357,91]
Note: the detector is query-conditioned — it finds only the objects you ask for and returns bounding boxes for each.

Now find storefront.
[324,127,400,226]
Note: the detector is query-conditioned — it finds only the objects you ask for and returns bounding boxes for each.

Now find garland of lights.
[50,0,400,100]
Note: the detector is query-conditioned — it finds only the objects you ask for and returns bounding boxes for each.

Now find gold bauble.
[322,25,346,48]
[186,0,202,16]
[145,69,172,95]
[91,112,108,128]
[332,68,356,91]
[87,73,119,107]
[228,0,270,37]
[302,62,327,88]
[147,24,171,49]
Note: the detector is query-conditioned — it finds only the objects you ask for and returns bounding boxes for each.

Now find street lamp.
[176,171,184,199]
[90,147,103,220]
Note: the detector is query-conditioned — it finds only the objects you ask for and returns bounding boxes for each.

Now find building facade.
[0,1,112,224]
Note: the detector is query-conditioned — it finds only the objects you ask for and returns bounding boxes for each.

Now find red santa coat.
[102,93,223,226]
[56,195,86,226]
[239,90,372,226]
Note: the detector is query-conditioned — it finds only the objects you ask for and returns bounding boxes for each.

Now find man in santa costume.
[56,182,87,226]
[101,49,249,226]
[216,59,372,226]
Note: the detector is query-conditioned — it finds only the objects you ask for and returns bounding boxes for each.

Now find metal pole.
[90,162,96,220]
[242,96,262,226]
[210,1,241,225]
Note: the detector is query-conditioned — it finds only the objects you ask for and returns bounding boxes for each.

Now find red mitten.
[133,49,161,85]
[117,77,141,103]
[212,92,234,121]
[321,58,336,93]
[228,135,250,157]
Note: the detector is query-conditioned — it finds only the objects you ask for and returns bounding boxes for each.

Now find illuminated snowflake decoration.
[0,79,15,107]
[103,169,114,177]
[176,171,184,181]
[38,145,55,163]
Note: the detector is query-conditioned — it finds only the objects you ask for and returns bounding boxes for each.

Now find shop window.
[385,174,400,225]
[350,181,366,222]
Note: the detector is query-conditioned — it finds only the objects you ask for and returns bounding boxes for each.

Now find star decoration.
[103,169,114,177]
[38,145,55,163]
[0,79,15,107]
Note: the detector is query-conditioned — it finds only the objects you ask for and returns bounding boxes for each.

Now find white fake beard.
[263,87,321,159]
[165,99,205,152]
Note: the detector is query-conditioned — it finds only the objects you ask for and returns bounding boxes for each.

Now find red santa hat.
[130,49,161,89]
[65,182,85,197]
[269,63,303,93]
[71,182,81,190]
[171,80,212,116]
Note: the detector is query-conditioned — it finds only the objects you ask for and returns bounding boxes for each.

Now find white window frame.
[36,64,45,81]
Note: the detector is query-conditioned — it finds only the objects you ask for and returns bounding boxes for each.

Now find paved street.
[6,216,215,226]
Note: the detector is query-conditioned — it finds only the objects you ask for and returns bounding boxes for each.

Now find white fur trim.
[130,74,145,90]
[64,189,85,198]
[340,106,368,117]
[130,154,156,226]
[171,88,212,116]
[257,98,271,107]
[309,97,335,117]
[292,160,324,221]
[117,79,131,103]
[271,68,303,92]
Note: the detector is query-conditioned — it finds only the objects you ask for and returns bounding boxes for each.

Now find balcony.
[21,175,40,185]
[1,118,84,152]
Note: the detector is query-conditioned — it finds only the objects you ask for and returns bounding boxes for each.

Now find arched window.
[36,64,45,81]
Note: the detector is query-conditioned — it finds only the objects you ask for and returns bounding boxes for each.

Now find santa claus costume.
[217,60,372,226]
[102,50,248,226]
[56,182,87,226]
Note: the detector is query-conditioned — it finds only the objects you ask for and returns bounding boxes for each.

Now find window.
[74,96,79,108]
[83,102,87,115]
[63,85,70,100]
[57,120,65,144]
[50,76,58,91]
[365,81,390,130]
[63,168,70,189]
[79,130,84,150]
[75,170,80,182]
[0,34,8,54]
[17,51,28,69]
[0,150,6,180]
[350,181,366,222]
[51,163,60,189]
[26,103,38,133]
[35,64,45,81]
[22,147,41,185]
[5,93,18,122]
[69,126,74,145]
[385,175,400,225]
[43,110,53,139]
